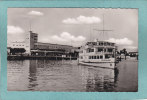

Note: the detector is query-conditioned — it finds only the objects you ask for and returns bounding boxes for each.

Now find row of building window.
[35,45,71,50]
[13,44,25,46]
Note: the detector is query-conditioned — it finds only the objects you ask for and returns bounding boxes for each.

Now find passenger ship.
[78,40,116,69]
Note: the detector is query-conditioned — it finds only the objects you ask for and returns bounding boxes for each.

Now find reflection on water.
[28,60,38,90]
[82,66,116,92]
[7,59,137,92]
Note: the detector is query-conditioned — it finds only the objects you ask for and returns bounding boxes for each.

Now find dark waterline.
[7,59,138,92]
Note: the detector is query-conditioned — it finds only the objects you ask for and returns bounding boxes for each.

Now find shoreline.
[7,55,77,60]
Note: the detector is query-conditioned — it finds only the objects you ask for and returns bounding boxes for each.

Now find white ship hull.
[78,41,116,69]
[78,61,115,69]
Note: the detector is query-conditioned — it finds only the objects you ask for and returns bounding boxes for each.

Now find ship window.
[98,48,103,52]
[105,54,110,59]
[97,56,99,59]
[100,55,103,59]
[89,56,91,59]
[108,48,113,52]
[91,56,94,59]
[94,56,96,59]
[88,49,94,52]
[92,42,97,45]
[99,42,103,46]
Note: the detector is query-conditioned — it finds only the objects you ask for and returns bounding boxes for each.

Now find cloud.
[62,15,101,24]
[28,11,44,16]
[7,25,24,34]
[53,32,86,42]
[43,32,86,46]
[107,38,133,45]
[125,46,137,49]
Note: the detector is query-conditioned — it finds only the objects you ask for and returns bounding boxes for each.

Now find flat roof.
[12,41,25,43]
[31,50,64,53]
[35,42,73,47]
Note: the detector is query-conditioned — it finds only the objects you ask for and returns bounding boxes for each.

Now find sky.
[7,8,138,51]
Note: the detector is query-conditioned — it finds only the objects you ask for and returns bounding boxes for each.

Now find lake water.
[7,59,138,92]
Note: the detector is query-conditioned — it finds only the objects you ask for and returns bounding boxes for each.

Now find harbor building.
[9,30,77,57]
[34,42,73,52]
[25,31,38,54]
[10,41,25,49]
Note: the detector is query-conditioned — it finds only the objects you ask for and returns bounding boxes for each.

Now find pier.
[7,55,77,60]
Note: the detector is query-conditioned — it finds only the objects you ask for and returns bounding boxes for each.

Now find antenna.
[29,19,32,32]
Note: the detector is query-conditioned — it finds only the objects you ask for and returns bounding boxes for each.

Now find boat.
[78,14,117,69]
[78,40,117,69]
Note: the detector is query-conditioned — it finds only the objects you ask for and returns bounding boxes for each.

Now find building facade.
[25,31,38,54]
[9,30,76,56]
[34,42,73,52]
[10,41,25,49]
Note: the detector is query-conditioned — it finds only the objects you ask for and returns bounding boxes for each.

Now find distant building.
[10,41,25,49]
[128,52,138,57]
[9,30,79,56]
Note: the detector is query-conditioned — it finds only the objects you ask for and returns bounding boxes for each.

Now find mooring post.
[125,54,126,60]
[120,56,121,61]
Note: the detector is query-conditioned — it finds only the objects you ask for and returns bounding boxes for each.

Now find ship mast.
[93,14,113,41]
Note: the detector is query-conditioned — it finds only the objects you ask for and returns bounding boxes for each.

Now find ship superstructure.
[78,40,116,69]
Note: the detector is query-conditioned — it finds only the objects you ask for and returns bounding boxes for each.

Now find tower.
[25,31,38,54]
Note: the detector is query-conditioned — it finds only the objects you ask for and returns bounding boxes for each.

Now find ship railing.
[81,52,113,55]
[85,45,116,49]
[95,52,114,54]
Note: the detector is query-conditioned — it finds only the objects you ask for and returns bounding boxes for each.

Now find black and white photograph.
[7,8,138,92]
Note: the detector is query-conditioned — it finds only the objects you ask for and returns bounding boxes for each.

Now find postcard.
[0,0,147,100]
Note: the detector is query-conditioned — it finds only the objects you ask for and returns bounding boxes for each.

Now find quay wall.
[7,55,77,60]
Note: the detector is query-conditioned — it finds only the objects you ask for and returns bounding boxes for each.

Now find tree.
[10,48,26,55]
[120,48,127,55]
